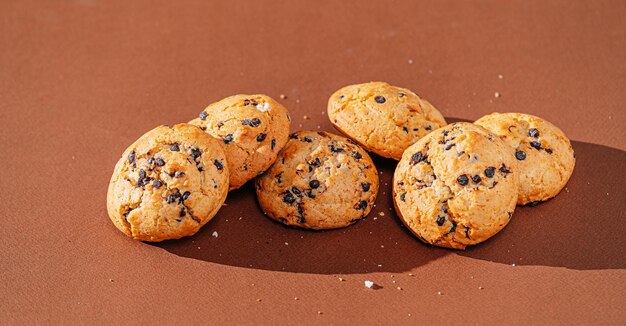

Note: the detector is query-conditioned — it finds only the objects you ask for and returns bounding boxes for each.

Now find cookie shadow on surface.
[153,121,626,272]
[457,140,626,270]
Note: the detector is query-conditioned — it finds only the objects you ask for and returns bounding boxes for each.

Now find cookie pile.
[107,82,575,249]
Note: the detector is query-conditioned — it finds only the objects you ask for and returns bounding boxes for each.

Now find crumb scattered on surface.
[437,291,443,295]
[379,212,385,217]
[212,231,218,237]
[479,286,484,290]
[338,277,345,282]
[280,94,287,99]
[397,286,402,290]
[494,91,501,98]
[364,280,374,288]
[256,299,262,302]
[498,74,504,79]
[295,99,300,104]
[303,115,309,120]
[408,59,413,64]
[284,242,288,245]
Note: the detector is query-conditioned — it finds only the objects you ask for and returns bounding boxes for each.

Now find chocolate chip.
[330,144,344,153]
[297,204,304,215]
[499,164,511,174]
[484,167,495,178]
[410,152,428,165]
[181,191,191,202]
[179,208,186,217]
[374,96,386,104]
[465,227,471,238]
[403,127,409,133]
[154,157,165,166]
[289,133,298,139]
[545,148,553,154]
[199,111,208,120]
[139,169,146,180]
[243,99,250,106]
[199,126,207,131]
[283,191,296,204]
[351,152,362,160]
[306,190,316,199]
[472,175,481,183]
[241,119,250,126]
[166,190,180,204]
[309,180,320,189]
[213,160,223,170]
[425,125,432,131]
[457,174,469,186]
[256,133,266,142]
[450,221,457,233]
[298,216,306,224]
[527,201,541,207]
[174,171,185,178]
[303,137,312,142]
[170,144,180,151]
[191,148,201,159]
[128,151,136,163]
[339,95,345,100]
[444,143,456,151]
[515,150,526,160]
[361,182,370,192]
[291,187,301,195]
[271,139,276,150]
[223,134,234,144]
[217,122,224,128]
[529,128,540,138]
[355,200,367,210]
[147,157,154,165]
[530,141,542,150]
[153,180,162,188]
[436,216,445,226]
[309,158,321,167]
[398,93,405,98]
[250,118,261,127]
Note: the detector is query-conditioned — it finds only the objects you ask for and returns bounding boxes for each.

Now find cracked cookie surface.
[189,94,291,190]
[256,131,379,229]
[106,123,229,242]
[393,123,518,249]
[475,112,575,205]
[327,81,446,160]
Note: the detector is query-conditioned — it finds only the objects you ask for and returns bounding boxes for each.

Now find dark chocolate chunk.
[530,141,542,150]
[457,174,469,186]
[484,166,495,178]
[529,128,540,138]
[250,118,261,127]
[465,227,471,239]
[152,180,162,189]
[179,208,186,217]
[199,111,208,120]
[182,191,191,201]
[330,144,344,152]
[309,180,320,189]
[355,200,367,210]
[527,201,541,207]
[256,133,267,142]
[545,148,553,154]
[499,164,511,174]
[515,150,526,160]
[213,160,223,170]
[241,119,250,126]
[271,139,276,150]
[436,216,445,226]
[361,182,370,192]
[351,151,362,160]
[444,143,456,151]
[128,151,136,163]
[425,125,432,131]
[289,133,298,139]
[400,193,406,202]
[199,126,207,131]
[449,221,457,233]
[472,175,482,183]
[309,157,321,167]
[139,169,146,180]
[374,96,386,104]
[174,171,185,178]
[291,186,301,195]
[303,136,312,143]
[170,144,180,151]
[398,93,405,98]
[410,152,428,165]
[283,191,296,204]
[217,122,224,128]
[297,204,304,215]
[191,148,202,159]
[223,134,234,144]
[154,157,165,166]
[402,127,409,133]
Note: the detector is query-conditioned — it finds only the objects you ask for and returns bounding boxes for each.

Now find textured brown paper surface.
[1,0,625,324]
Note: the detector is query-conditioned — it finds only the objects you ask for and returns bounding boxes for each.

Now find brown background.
[1,0,625,324]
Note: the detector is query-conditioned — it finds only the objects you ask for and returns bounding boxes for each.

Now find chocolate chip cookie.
[189,94,291,190]
[393,123,518,249]
[327,81,447,160]
[475,112,576,205]
[106,124,229,242]
[255,131,379,229]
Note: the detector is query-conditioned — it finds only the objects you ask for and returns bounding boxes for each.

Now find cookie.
[393,123,518,249]
[474,113,575,205]
[106,124,229,242]
[327,81,447,160]
[189,94,291,190]
[255,131,379,229]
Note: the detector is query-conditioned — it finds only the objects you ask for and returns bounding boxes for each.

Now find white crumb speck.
[498,74,503,79]
[284,242,289,246]
[377,264,382,267]
[379,212,385,217]
[437,291,443,295]
[338,277,345,282]
[494,91,501,98]
[364,280,374,288]
[256,102,271,112]
[512,263,516,267]
[408,59,413,64]
[303,115,309,120]
[212,231,218,237]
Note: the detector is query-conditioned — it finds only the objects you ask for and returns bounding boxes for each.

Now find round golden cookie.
[189,94,291,190]
[106,124,229,242]
[393,123,519,249]
[327,81,447,160]
[475,112,576,205]
[255,131,379,229]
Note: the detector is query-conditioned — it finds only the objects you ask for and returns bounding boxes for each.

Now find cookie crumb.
[498,74,504,79]
[284,242,289,246]
[338,277,345,282]
[364,280,375,288]
[279,94,287,99]
[408,273,414,277]
[294,297,299,300]
[108,279,114,282]
[303,115,309,120]
[318,311,323,315]
[397,286,402,290]
[408,59,413,64]
[494,91,501,98]
[437,291,443,295]
[256,299,262,302]
[295,99,300,104]
[212,231,218,237]
[479,286,484,290]
[378,212,385,217]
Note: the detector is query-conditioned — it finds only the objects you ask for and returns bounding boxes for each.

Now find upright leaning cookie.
[107,124,229,242]
[475,112,575,205]
[189,94,291,190]
[393,123,518,249]
[256,131,379,229]
[327,81,446,160]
